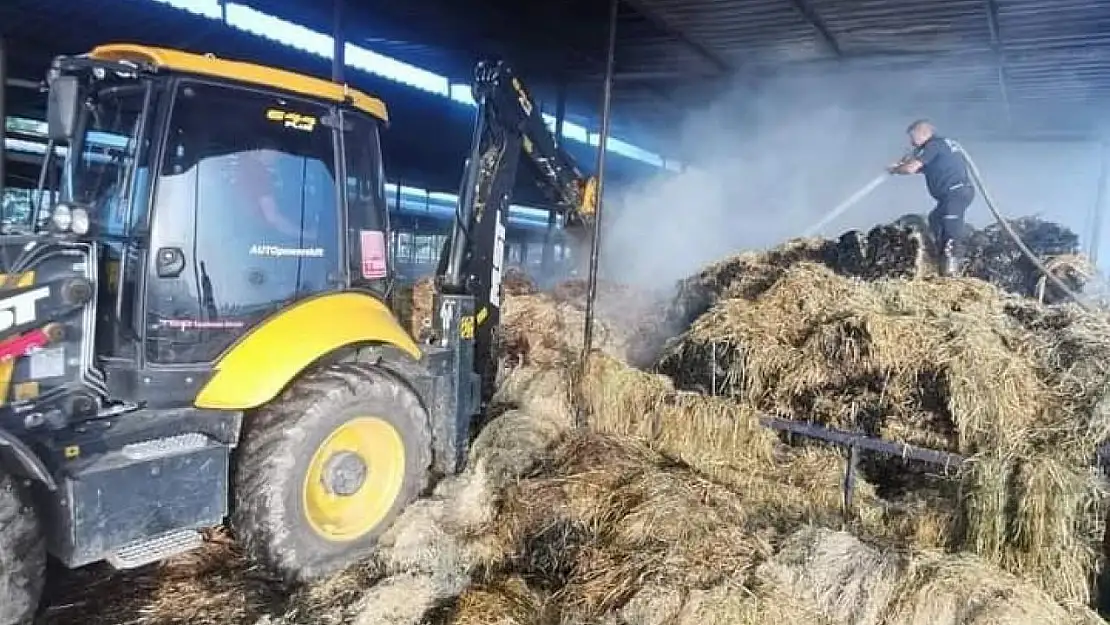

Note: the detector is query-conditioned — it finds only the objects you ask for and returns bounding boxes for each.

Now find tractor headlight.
[70,207,90,235]
[51,203,73,232]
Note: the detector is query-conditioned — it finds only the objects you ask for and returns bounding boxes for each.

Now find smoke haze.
[596,61,1109,288]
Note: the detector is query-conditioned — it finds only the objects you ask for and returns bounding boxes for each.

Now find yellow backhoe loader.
[0,42,597,624]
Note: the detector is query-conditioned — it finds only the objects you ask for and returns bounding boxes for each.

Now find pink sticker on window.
[359,230,388,279]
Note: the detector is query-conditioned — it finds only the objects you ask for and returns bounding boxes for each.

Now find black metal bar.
[620,0,732,75]
[332,0,345,83]
[843,445,859,511]
[4,78,40,90]
[582,0,619,364]
[784,0,842,57]
[554,80,567,147]
[583,70,719,82]
[759,417,968,470]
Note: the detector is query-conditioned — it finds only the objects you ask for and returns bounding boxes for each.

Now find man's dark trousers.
[927,183,975,260]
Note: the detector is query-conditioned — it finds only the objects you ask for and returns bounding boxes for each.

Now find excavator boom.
[435,59,599,403]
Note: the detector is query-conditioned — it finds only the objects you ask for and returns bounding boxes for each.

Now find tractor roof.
[88,43,388,122]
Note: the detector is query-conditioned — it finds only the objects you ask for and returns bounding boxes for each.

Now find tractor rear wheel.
[0,469,45,625]
[232,363,432,581]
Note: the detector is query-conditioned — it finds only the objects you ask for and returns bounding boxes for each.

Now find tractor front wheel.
[0,468,45,625]
[232,363,432,581]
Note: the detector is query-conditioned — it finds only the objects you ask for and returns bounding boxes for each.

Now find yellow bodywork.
[302,416,406,541]
[0,272,36,407]
[89,43,389,122]
[194,292,421,411]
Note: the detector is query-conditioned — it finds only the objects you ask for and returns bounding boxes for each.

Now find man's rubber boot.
[939,242,960,277]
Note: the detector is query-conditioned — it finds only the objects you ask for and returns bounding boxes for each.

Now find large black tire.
[232,363,432,581]
[0,469,45,625]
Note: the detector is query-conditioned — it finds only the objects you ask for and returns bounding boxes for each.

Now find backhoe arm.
[470,61,598,229]
[436,59,598,403]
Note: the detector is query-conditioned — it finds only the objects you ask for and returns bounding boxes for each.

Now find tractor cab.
[15,44,394,414]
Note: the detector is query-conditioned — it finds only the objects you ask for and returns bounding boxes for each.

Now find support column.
[0,35,7,215]
[332,0,345,83]
[1090,141,1109,266]
[581,0,618,364]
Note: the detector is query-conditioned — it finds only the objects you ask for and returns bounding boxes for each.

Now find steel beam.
[620,0,732,75]
[784,0,842,57]
[984,0,1014,128]
[332,0,345,83]
[582,0,619,371]
[580,70,720,82]
[5,78,40,90]
[495,0,689,116]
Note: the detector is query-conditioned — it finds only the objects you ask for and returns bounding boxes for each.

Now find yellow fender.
[194,292,421,410]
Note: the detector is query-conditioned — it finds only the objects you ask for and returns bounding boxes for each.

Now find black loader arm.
[435,60,598,406]
[475,61,599,231]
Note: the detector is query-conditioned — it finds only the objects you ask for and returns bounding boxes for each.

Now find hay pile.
[40,216,1110,625]
[655,257,1110,604]
[669,216,1089,331]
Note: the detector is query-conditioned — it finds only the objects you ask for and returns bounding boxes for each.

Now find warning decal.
[360,230,388,279]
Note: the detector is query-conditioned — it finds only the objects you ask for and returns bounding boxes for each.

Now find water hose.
[960,146,1092,311]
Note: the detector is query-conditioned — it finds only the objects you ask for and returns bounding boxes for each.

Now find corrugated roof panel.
[997,0,1110,47]
[808,0,994,55]
[631,0,829,63]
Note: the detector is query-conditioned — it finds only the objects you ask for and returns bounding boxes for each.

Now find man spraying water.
[888,119,975,276]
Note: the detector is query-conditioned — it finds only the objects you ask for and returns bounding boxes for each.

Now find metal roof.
[6,0,1106,161]
[587,0,1110,141]
[251,0,1110,145]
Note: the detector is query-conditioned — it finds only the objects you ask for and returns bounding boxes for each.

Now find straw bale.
[438,576,544,625]
[673,583,830,625]
[757,526,905,625]
[392,277,437,342]
[757,526,1107,625]
[502,267,538,296]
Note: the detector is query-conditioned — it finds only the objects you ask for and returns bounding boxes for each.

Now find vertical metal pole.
[1089,141,1109,265]
[710,342,717,396]
[843,445,860,513]
[554,79,567,147]
[219,0,228,23]
[581,0,618,362]
[332,0,345,83]
[0,35,7,213]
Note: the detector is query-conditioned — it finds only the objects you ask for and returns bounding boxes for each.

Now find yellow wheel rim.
[302,416,406,542]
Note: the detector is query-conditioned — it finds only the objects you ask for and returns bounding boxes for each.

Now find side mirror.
[46,75,80,141]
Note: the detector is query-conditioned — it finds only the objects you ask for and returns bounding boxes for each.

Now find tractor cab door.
[142,81,344,370]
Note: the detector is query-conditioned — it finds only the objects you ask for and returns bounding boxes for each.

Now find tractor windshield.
[64,83,149,233]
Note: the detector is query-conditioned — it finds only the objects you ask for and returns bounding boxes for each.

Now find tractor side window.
[144,82,341,364]
[342,111,390,294]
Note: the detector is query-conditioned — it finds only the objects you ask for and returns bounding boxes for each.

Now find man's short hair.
[907,119,933,134]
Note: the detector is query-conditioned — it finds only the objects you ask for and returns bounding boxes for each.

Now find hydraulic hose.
[960,146,1092,311]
